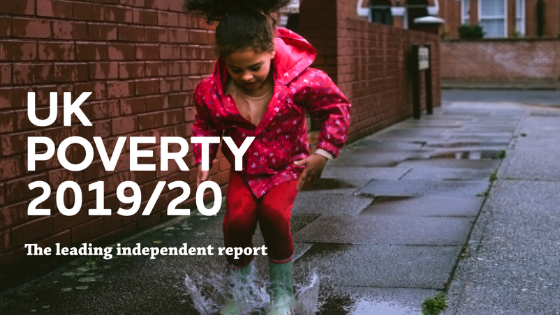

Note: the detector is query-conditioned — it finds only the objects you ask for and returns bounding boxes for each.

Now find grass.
[477,190,489,197]
[422,292,448,315]
[498,150,506,159]
[489,170,498,182]
[87,257,97,271]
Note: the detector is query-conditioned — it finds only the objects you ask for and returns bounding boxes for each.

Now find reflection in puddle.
[347,299,418,315]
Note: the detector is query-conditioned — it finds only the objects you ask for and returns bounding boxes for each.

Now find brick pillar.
[298,0,339,82]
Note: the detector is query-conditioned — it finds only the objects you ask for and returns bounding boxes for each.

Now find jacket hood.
[212,27,317,93]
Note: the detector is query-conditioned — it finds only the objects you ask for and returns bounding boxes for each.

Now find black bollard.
[411,44,421,120]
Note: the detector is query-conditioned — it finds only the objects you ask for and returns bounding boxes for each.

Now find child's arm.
[295,69,351,158]
[191,81,223,185]
[293,69,351,190]
[294,69,350,157]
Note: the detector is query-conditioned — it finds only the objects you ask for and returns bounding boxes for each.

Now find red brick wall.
[441,39,560,80]
[300,0,441,142]
[0,0,225,281]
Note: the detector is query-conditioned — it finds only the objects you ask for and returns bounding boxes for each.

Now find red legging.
[223,171,298,268]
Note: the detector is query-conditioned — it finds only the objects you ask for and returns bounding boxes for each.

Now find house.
[348,0,559,39]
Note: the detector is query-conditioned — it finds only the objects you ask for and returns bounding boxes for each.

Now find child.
[185,0,351,314]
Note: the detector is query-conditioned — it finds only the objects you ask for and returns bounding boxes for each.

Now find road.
[443,90,560,107]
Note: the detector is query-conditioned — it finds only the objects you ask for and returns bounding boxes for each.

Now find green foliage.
[458,24,485,39]
[87,257,97,271]
[510,30,523,39]
[440,27,450,40]
[499,150,506,159]
[422,293,448,315]
[489,171,498,182]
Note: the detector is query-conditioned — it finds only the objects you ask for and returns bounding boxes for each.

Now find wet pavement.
[442,90,560,107]
[0,101,540,314]
[444,103,560,315]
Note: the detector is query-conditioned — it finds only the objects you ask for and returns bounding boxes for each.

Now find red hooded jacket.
[192,27,351,198]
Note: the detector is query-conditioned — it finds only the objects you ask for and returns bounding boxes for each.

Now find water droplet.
[78,277,96,283]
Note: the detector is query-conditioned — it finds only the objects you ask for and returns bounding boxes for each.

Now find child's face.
[225,47,276,93]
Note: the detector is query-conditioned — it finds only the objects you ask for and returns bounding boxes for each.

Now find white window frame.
[516,0,525,35]
[478,0,508,38]
[461,0,470,25]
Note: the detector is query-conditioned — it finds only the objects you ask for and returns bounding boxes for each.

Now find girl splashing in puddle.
[185,0,351,313]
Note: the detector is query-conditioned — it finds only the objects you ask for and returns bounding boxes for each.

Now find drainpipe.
[536,0,545,37]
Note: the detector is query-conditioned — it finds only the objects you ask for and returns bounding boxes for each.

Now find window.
[516,0,525,35]
[479,0,507,38]
[461,0,470,25]
[370,7,393,25]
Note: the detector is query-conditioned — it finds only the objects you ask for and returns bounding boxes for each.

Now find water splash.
[184,265,320,314]
[294,271,320,315]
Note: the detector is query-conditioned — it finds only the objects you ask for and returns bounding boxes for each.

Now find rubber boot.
[219,262,254,315]
[267,261,294,315]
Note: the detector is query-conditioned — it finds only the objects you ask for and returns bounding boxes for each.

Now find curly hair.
[184,0,292,58]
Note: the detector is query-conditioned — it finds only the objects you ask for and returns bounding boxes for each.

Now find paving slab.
[361,196,483,217]
[399,122,464,128]
[321,166,410,180]
[346,141,425,151]
[296,243,461,289]
[399,166,494,181]
[305,178,369,195]
[176,213,320,241]
[318,286,438,315]
[449,135,512,143]
[441,111,492,117]
[357,179,490,197]
[370,135,452,144]
[397,159,500,170]
[292,194,373,215]
[328,151,429,167]
[294,215,474,246]
[414,115,475,121]
[424,141,509,148]
[378,129,448,136]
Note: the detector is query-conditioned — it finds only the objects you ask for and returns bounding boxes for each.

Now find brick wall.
[0,0,225,284]
[441,39,560,80]
[300,0,441,142]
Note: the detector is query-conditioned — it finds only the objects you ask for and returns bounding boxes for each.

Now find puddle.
[425,142,508,148]
[429,150,504,160]
[347,299,418,315]
[184,264,320,315]
[319,297,419,315]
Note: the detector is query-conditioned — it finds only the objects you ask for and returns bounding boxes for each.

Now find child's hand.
[196,165,210,188]
[293,154,328,191]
